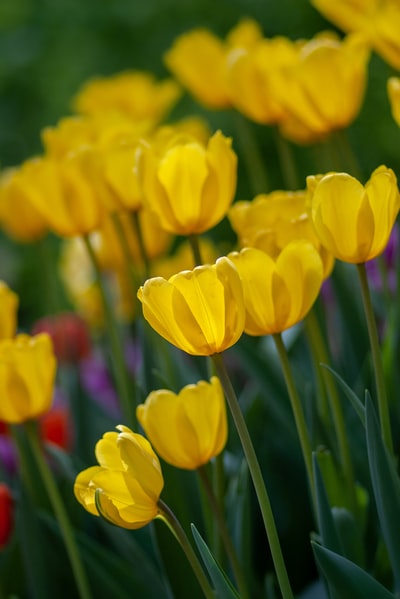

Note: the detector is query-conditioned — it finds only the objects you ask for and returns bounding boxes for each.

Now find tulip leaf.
[320,364,365,425]
[365,394,400,591]
[313,453,342,555]
[191,523,240,599]
[312,542,395,599]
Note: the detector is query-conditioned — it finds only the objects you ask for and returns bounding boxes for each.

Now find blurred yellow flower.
[137,377,227,470]
[72,70,181,124]
[74,425,164,529]
[229,190,334,278]
[228,243,323,336]
[0,167,48,243]
[137,257,245,356]
[311,0,400,70]
[139,130,237,236]
[151,237,220,279]
[0,281,18,340]
[307,166,400,264]
[387,77,400,127]
[0,333,56,424]
[17,153,105,238]
[164,19,262,109]
[278,32,370,144]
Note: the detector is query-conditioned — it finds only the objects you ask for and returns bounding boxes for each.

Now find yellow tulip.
[387,77,400,127]
[228,243,323,336]
[0,281,18,340]
[72,70,181,124]
[74,425,164,529]
[311,0,400,70]
[139,130,237,236]
[0,167,48,243]
[17,153,105,238]
[0,333,56,424]
[137,377,227,470]
[229,190,334,279]
[307,166,400,264]
[278,32,370,144]
[137,257,245,356]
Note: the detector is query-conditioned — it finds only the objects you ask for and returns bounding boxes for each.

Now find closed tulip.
[0,281,18,341]
[307,166,400,264]
[139,130,237,236]
[137,257,245,356]
[228,243,323,336]
[228,190,334,278]
[311,0,400,70]
[137,377,227,470]
[0,333,56,424]
[0,483,13,548]
[74,425,164,529]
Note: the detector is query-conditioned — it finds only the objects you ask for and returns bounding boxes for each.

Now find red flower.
[40,407,72,450]
[32,312,91,364]
[0,483,13,548]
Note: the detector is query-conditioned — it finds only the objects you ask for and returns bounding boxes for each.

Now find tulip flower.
[0,281,18,341]
[72,70,181,124]
[277,32,370,144]
[228,243,323,336]
[137,377,227,470]
[307,165,400,264]
[0,333,56,424]
[137,257,245,355]
[0,167,48,243]
[32,312,91,364]
[0,483,13,548]
[311,0,400,70]
[138,130,237,236]
[74,425,164,529]
[228,190,334,279]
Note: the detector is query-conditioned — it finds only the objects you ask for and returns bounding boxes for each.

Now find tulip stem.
[111,211,141,293]
[273,128,299,190]
[24,421,92,599]
[305,310,357,514]
[157,499,215,599]
[189,234,203,266]
[212,352,294,599]
[198,465,249,599]
[272,333,315,510]
[82,234,136,429]
[130,210,150,281]
[356,262,393,452]
[233,111,269,194]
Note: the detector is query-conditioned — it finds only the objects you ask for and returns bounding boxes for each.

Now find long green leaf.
[313,453,342,555]
[312,542,395,599]
[320,364,365,425]
[365,394,400,591]
[191,523,240,599]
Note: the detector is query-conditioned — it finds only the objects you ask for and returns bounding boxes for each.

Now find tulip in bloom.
[0,483,13,548]
[0,281,18,341]
[311,0,400,70]
[228,190,334,279]
[137,257,245,355]
[137,377,227,470]
[307,166,400,264]
[228,243,323,336]
[139,130,237,236]
[74,425,164,529]
[0,333,56,424]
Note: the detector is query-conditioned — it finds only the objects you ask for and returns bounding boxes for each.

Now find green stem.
[212,353,294,599]
[82,234,136,429]
[273,128,299,190]
[111,211,141,294]
[198,466,249,599]
[157,499,215,599]
[305,310,357,514]
[356,262,393,452]
[233,111,269,194]
[130,210,150,281]
[272,334,315,509]
[24,421,92,599]
[188,234,203,267]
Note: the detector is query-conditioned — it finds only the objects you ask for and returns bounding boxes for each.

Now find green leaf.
[365,394,400,591]
[312,542,395,599]
[320,364,365,425]
[313,453,342,555]
[191,523,240,599]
